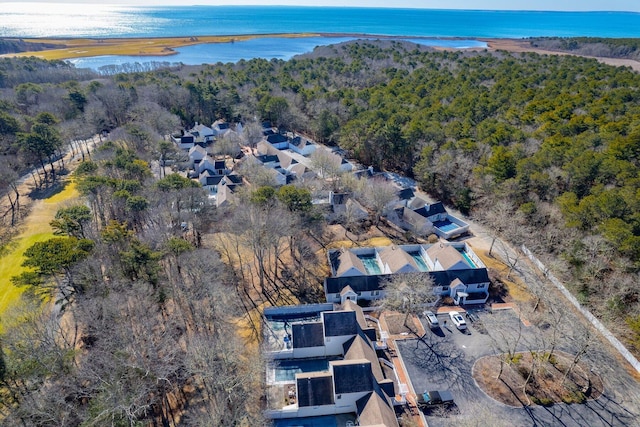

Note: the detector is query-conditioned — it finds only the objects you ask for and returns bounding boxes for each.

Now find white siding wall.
[292,346,326,359]
[324,335,353,355]
[333,391,368,413]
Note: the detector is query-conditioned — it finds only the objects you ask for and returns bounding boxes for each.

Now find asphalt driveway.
[396,309,640,427]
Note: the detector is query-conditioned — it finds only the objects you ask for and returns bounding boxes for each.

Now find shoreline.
[3,33,486,60]
[2,34,639,71]
[481,38,640,71]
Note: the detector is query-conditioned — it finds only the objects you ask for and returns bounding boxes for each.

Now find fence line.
[521,245,640,373]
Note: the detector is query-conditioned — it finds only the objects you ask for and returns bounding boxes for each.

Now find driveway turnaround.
[396,309,640,427]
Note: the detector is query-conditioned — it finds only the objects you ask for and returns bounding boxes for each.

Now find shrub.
[561,391,586,404]
[529,395,554,407]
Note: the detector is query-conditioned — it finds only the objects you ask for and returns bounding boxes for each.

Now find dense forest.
[1,39,640,424]
[529,36,640,60]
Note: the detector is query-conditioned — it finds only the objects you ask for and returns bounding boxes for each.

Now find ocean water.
[2,3,640,39]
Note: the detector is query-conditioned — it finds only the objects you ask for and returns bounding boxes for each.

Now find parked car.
[449,311,467,330]
[423,310,439,328]
[416,390,454,409]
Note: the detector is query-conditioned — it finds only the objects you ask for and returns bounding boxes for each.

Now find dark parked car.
[416,390,454,409]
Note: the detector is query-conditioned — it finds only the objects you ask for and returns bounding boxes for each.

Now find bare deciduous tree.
[380,272,438,329]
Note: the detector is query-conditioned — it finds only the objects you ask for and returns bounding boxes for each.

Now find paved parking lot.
[396,309,640,427]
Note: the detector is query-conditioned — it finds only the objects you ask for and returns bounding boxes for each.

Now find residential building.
[264,301,402,427]
[392,200,470,239]
[325,243,490,305]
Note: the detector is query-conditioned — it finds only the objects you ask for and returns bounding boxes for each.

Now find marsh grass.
[12,33,321,60]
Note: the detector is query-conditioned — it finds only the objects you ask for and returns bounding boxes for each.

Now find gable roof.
[325,268,489,295]
[427,243,466,270]
[292,322,324,348]
[189,144,207,156]
[430,269,490,287]
[356,391,399,427]
[323,311,358,337]
[408,197,428,210]
[216,183,234,207]
[378,246,419,274]
[222,174,243,185]
[266,133,289,144]
[402,207,431,230]
[343,333,384,383]
[332,359,374,394]
[203,175,224,186]
[450,278,464,289]
[277,152,293,168]
[325,276,382,295]
[340,285,357,296]
[296,373,335,407]
[255,154,279,164]
[415,201,447,218]
[192,123,213,136]
[331,250,368,277]
[342,299,369,330]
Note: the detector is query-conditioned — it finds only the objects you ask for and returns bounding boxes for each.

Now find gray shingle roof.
[325,269,489,295]
[292,322,324,348]
[256,154,279,164]
[356,390,399,427]
[414,201,447,218]
[332,359,374,394]
[267,133,289,144]
[323,311,358,337]
[296,374,335,407]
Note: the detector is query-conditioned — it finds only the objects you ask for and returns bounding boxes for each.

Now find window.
[442,286,449,291]
[372,290,380,296]
[477,284,485,289]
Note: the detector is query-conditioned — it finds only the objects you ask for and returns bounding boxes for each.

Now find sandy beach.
[3,34,639,72]
[482,38,640,71]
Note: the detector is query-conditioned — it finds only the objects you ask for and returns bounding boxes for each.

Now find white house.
[188,145,208,168]
[393,200,470,239]
[191,123,215,143]
[264,301,400,426]
[172,132,195,150]
[325,243,490,305]
[212,120,231,137]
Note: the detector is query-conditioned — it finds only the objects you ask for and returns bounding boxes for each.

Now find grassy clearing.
[476,248,534,303]
[0,181,79,318]
[325,236,393,250]
[7,33,321,60]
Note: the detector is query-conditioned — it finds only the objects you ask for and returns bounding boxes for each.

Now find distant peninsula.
[1,34,639,72]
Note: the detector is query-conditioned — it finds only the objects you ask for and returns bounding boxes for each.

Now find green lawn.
[0,181,79,318]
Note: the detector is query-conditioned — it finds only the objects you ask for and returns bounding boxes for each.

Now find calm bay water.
[66,37,487,71]
[3,3,640,69]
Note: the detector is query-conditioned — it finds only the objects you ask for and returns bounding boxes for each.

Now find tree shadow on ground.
[29,180,68,200]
